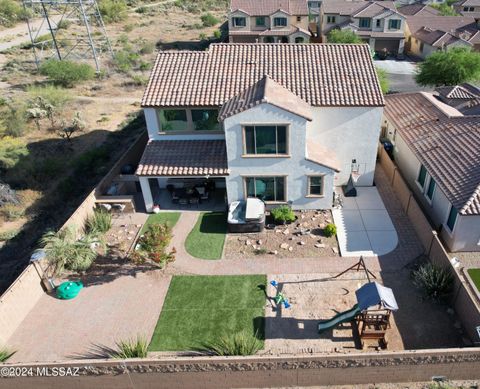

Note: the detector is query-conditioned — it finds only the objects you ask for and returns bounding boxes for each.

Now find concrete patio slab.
[333,187,398,257]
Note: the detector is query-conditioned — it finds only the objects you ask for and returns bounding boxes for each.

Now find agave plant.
[108,336,148,359]
[202,331,262,356]
[0,347,16,362]
[413,263,454,301]
[41,227,105,276]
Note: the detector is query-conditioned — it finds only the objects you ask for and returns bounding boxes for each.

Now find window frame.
[243,175,287,203]
[388,19,401,30]
[359,17,371,28]
[273,17,288,27]
[232,17,246,27]
[157,109,188,132]
[326,15,336,24]
[242,124,290,157]
[445,205,458,233]
[416,164,427,189]
[296,16,302,22]
[425,176,436,203]
[306,175,325,198]
[375,19,381,28]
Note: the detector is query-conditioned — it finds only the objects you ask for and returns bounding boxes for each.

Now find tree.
[26,106,46,131]
[327,29,362,44]
[27,85,71,128]
[59,112,86,142]
[430,3,458,15]
[376,67,389,94]
[415,47,480,86]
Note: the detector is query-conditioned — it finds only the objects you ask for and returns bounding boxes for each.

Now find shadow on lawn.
[198,212,227,234]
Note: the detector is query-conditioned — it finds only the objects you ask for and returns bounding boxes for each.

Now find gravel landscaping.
[224,210,340,259]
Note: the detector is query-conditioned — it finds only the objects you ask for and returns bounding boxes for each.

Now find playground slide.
[318,304,361,333]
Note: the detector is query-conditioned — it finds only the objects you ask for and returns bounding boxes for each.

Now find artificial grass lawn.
[148,275,266,351]
[467,268,480,292]
[185,212,227,260]
[141,212,180,234]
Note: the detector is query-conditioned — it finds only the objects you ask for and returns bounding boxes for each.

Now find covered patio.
[136,139,229,212]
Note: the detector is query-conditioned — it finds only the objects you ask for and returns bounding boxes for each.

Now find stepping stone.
[315,243,326,248]
[280,243,289,250]
[288,246,293,252]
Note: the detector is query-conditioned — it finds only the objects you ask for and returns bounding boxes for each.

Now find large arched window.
[295,37,305,43]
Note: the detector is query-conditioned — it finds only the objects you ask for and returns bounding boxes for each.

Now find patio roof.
[136,140,230,177]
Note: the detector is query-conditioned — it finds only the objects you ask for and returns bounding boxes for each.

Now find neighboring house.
[397,3,440,16]
[383,92,480,252]
[435,83,480,115]
[320,0,406,55]
[404,15,480,58]
[228,0,311,43]
[454,0,480,20]
[137,44,384,213]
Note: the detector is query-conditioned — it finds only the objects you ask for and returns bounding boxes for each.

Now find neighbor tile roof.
[142,44,384,108]
[136,140,229,176]
[435,85,479,100]
[397,4,440,16]
[353,1,397,17]
[230,0,308,15]
[455,0,480,7]
[219,75,313,121]
[406,15,478,39]
[384,92,480,215]
[322,0,396,16]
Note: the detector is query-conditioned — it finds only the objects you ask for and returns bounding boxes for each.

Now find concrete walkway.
[167,165,424,276]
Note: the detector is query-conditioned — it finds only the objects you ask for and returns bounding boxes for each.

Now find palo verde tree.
[327,29,362,44]
[415,47,480,87]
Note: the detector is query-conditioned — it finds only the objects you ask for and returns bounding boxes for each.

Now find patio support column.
[139,177,154,213]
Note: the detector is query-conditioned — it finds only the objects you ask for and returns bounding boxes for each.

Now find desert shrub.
[59,111,85,142]
[0,229,19,241]
[376,67,389,94]
[202,331,262,356]
[135,5,148,13]
[200,12,219,27]
[72,146,110,175]
[327,29,362,43]
[113,49,140,73]
[129,74,148,86]
[413,263,454,301]
[0,346,16,362]
[323,223,337,237]
[39,59,95,87]
[254,248,268,255]
[98,0,127,23]
[85,208,112,234]
[41,227,104,275]
[0,103,27,137]
[270,205,296,224]
[26,85,72,110]
[108,336,148,358]
[0,0,29,27]
[213,29,222,39]
[0,203,24,221]
[0,137,28,170]
[123,23,135,32]
[56,19,71,29]
[131,223,175,268]
[139,41,155,55]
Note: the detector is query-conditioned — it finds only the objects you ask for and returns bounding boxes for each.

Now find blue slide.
[318,304,361,333]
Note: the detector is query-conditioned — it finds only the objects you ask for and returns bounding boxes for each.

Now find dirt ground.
[224,210,340,259]
[263,272,466,355]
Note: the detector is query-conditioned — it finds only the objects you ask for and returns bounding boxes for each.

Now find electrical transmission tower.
[22,0,113,72]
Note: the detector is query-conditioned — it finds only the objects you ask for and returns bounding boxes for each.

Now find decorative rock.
[315,243,326,248]
[288,246,293,252]
[275,229,283,233]
[135,224,142,228]
[301,215,305,219]
[280,243,289,250]
[282,229,290,235]
[298,241,305,245]
[245,240,251,246]
[270,250,278,255]
[257,240,262,245]
[332,247,338,254]
[252,245,257,250]
[240,250,246,255]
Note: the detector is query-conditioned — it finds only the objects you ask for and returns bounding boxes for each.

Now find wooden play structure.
[319,258,398,349]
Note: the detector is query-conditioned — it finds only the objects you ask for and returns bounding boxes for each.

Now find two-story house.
[137,44,384,213]
[454,0,480,21]
[228,0,311,43]
[320,0,406,55]
[383,92,480,252]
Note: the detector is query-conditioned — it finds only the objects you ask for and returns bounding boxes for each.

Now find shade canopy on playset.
[355,282,399,312]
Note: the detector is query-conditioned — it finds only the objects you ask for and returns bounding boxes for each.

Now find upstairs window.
[359,18,371,28]
[158,109,187,132]
[446,206,458,232]
[326,15,336,23]
[426,177,436,201]
[273,17,288,27]
[233,17,246,27]
[376,19,381,28]
[296,16,302,22]
[388,19,401,30]
[417,165,427,188]
[464,6,474,11]
[255,16,266,26]
[244,125,287,155]
[191,109,219,131]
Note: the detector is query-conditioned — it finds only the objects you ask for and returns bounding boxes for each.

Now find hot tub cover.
[245,198,264,221]
[355,281,398,311]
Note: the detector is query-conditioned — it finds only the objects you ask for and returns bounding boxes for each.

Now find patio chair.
[189,197,200,207]
[200,191,209,202]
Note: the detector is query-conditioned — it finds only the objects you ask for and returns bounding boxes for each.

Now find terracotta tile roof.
[142,44,384,108]
[136,140,229,176]
[219,75,313,121]
[384,92,480,215]
[322,0,369,15]
[435,85,479,100]
[353,1,397,17]
[230,0,308,15]
[306,140,341,172]
[455,0,480,6]
[406,15,478,40]
[397,4,440,16]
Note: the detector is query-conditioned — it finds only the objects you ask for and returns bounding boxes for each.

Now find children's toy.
[56,281,83,300]
[270,280,291,309]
